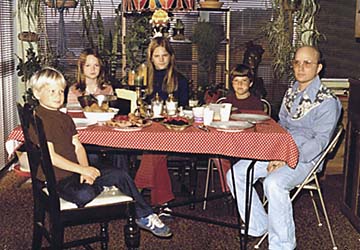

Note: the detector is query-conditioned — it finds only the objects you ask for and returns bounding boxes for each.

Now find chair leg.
[203,159,213,210]
[100,223,109,250]
[254,232,268,249]
[314,178,338,250]
[51,225,64,250]
[32,205,45,250]
[309,190,322,226]
[124,203,140,250]
[210,160,215,193]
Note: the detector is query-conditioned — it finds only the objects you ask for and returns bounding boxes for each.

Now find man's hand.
[79,166,101,185]
[267,161,286,173]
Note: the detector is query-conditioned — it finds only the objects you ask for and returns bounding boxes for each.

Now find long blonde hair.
[147,37,178,95]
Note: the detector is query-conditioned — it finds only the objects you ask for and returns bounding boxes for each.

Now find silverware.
[197,125,209,132]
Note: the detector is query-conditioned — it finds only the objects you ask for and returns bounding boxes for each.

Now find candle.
[135,75,143,86]
[128,70,135,86]
[138,63,147,86]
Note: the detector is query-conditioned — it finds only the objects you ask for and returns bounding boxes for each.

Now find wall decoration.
[123,0,195,12]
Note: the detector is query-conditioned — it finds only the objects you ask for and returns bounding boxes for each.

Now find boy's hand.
[267,161,286,173]
[80,166,101,185]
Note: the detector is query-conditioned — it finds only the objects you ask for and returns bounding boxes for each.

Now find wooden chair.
[17,103,140,250]
[254,124,344,250]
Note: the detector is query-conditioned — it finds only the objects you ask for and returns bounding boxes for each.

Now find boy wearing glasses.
[226,46,342,249]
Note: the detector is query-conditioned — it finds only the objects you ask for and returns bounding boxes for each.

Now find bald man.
[227,46,342,250]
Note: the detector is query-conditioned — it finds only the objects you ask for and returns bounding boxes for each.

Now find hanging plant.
[263,0,323,80]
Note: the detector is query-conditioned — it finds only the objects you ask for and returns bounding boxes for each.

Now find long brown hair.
[147,37,178,95]
[75,48,107,93]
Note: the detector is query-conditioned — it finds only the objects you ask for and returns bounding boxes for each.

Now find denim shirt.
[278,76,342,164]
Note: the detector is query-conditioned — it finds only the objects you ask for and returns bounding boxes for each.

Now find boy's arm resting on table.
[47,136,100,184]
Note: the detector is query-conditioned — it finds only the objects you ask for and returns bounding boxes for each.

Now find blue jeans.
[226,159,313,250]
[57,168,153,218]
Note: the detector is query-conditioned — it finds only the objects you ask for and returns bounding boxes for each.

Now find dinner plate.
[230,113,270,123]
[72,118,97,129]
[209,121,254,132]
[112,126,143,132]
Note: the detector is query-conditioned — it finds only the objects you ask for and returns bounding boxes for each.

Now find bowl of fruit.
[161,117,192,131]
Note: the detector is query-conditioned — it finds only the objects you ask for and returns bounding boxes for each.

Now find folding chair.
[254,124,343,250]
[17,103,140,250]
[203,98,272,210]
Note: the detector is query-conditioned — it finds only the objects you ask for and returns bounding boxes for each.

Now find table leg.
[230,159,256,250]
[189,158,198,210]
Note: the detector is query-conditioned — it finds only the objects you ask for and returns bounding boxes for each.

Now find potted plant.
[16,47,42,107]
[124,14,152,71]
[18,31,40,42]
[45,0,78,8]
[192,21,224,89]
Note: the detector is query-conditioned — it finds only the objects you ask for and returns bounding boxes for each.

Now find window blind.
[37,1,291,110]
[0,0,17,168]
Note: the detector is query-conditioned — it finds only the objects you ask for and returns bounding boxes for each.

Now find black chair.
[17,103,140,250]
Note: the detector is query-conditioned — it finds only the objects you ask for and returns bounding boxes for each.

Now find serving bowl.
[83,108,119,122]
[161,117,193,131]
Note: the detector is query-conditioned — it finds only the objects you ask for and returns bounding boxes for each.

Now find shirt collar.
[293,75,321,102]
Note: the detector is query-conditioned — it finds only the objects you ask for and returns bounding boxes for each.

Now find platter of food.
[161,117,192,131]
[105,114,152,131]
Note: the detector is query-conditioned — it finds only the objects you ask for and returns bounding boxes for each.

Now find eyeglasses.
[292,60,318,69]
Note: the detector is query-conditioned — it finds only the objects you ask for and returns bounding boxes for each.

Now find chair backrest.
[260,98,271,116]
[216,97,227,104]
[296,124,344,190]
[17,103,61,213]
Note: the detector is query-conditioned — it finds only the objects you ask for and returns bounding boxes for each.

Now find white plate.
[230,113,270,123]
[72,118,97,129]
[209,121,254,132]
[112,126,143,132]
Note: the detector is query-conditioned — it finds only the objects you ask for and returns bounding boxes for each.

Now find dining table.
[6,110,299,250]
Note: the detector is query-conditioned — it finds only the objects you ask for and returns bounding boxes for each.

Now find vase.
[199,0,223,9]
[18,32,39,42]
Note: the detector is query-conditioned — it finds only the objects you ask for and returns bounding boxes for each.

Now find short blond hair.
[29,67,66,95]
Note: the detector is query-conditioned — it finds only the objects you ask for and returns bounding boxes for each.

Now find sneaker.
[159,206,172,218]
[136,213,172,238]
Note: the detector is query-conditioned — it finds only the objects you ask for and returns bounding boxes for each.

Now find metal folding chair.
[254,124,344,250]
[203,98,272,210]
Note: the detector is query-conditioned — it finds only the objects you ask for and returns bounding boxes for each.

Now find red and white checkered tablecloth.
[7,119,299,168]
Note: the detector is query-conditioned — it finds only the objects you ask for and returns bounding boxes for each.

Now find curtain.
[0,0,17,169]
